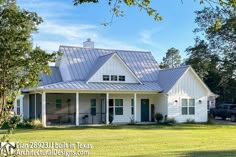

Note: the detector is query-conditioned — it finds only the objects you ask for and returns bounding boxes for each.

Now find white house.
[16,39,216,127]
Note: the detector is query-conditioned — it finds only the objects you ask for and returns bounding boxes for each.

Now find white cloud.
[38,22,98,41]
[139,29,162,47]
[18,0,146,52]
[33,21,145,52]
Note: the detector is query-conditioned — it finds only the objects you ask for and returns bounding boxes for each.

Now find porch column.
[42,92,46,127]
[134,93,137,122]
[76,92,79,126]
[106,93,109,124]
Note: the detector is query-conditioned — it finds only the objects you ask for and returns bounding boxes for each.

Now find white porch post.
[76,92,80,126]
[42,92,46,127]
[134,93,137,122]
[106,93,109,124]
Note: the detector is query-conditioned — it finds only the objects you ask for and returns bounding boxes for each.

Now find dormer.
[86,53,142,84]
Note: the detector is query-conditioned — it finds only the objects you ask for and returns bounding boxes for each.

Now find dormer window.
[119,75,125,81]
[111,75,117,81]
[103,75,110,81]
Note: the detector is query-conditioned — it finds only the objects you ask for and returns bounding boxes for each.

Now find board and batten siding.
[88,55,139,83]
[155,94,168,117]
[167,69,208,122]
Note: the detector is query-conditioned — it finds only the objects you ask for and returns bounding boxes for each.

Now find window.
[17,99,20,115]
[131,99,134,115]
[182,98,195,115]
[115,99,123,115]
[56,99,62,109]
[90,99,96,115]
[111,75,117,81]
[119,75,125,81]
[189,99,195,115]
[182,99,188,115]
[103,75,109,81]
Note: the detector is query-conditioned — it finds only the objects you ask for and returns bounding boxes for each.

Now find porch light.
[199,100,202,104]
[174,100,178,103]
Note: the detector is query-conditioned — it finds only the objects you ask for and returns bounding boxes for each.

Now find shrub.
[154,113,163,123]
[185,119,196,124]
[30,119,43,129]
[206,117,215,124]
[1,115,21,129]
[164,118,177,124]
[128,116,136,125]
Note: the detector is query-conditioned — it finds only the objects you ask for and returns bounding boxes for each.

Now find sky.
[17,0,208,63]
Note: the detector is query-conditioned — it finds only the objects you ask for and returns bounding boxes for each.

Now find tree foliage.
[186,3,236,103]
[0,0,58,140]
[160,48,181,69]
[73,0,236,25]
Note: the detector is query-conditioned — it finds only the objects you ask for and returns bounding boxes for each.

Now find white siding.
[59,55,72,82]
[79,94,106,124]
[109,94,134,123]
[167,69,208,122]
[155,94,168,117]
[88,55,139,83]
[78,93,157,124]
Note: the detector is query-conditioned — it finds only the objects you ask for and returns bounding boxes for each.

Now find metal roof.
[157,65,190,93]
[37,46,194,93]
[59,46,160,82]
[39,67,62,86]
[37,80,162,92]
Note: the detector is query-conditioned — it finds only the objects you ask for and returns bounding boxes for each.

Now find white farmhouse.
[15,39,216,126]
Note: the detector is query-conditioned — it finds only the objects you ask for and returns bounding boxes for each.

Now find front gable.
[87,53,141,84]
[168,67,211,98]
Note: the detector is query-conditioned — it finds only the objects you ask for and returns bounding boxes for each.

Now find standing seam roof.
[59,46,160,82]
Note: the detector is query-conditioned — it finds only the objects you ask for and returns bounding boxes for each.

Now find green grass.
[2,124,236,157]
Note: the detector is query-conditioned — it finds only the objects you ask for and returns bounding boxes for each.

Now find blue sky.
[17,0,207,63]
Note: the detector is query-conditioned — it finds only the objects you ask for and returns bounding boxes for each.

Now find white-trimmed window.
[103,75,110,81]
[119,75,125,81]
[115,99,123,115]
[111,75,117,81]
[90,99,96,116]
[16,99,20,115]
[131,99,134,115]
[182,98,195,115]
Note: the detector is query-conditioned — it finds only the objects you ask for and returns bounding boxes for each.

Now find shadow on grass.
[5,123,234,134]
[182,149,236,157]
[127,150,236,157]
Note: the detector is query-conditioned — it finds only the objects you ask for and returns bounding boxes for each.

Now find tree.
[73,0,236,25]
[0,0,58,140]
[185,40,213,79]
[159,48,181,69]
[186,3,236,103]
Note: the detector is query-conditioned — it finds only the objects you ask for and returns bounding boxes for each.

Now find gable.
[87,53,141,84]
[157,66,189,93]
[168,68,210,98]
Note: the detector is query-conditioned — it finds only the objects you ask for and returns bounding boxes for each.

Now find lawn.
[2,124,236,157]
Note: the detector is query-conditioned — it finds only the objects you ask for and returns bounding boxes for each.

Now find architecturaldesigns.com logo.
[0,142,16,157]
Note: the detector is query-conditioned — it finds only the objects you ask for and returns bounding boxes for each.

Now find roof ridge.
[159,65,190,71]
[99,52,115,58]
[59,45,151,54]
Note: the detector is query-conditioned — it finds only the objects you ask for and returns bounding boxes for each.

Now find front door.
[141,99,149,122]
[109,99,114,123]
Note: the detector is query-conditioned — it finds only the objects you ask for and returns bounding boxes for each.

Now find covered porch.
[26,91,167,127]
